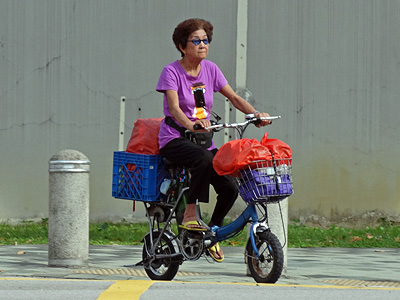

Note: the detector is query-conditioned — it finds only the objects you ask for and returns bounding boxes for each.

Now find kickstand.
[203,251,215,264]
[123,261,143,267]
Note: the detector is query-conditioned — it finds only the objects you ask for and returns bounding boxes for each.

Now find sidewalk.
[1,244,399,287]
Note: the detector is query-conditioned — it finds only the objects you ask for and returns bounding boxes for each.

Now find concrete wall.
[246,0,400,224]
[1,0,399,224]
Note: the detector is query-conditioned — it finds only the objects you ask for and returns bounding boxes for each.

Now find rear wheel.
[246,231,283,283]
[142,231,180,281]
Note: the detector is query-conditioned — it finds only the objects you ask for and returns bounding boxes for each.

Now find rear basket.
[112,151,168,202]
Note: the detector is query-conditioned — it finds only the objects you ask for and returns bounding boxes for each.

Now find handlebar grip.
[254,119,261,126]
[193,124,203,130]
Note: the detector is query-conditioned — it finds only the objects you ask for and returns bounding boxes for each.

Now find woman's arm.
[219,84,271,126]
[166,90,211,131]
[219,84,256,113]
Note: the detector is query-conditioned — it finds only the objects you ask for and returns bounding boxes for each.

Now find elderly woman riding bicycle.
[156,18,271,262]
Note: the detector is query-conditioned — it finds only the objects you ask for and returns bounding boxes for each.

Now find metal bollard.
[48,149,90,267]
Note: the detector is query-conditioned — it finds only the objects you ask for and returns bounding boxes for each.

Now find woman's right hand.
[192,119,211,131]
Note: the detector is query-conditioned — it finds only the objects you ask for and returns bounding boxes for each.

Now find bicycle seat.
[162,157,179,170]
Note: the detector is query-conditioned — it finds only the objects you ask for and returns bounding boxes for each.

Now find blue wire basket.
[235,158,293,204]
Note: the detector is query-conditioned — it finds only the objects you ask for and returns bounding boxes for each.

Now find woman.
[156,18,271,262]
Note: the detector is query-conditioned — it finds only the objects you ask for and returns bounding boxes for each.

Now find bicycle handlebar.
[193,115,281,131]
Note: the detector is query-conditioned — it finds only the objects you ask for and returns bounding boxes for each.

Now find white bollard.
[48,149,90,267]
[267,198,288,275]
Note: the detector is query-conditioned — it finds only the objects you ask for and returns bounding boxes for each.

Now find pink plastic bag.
[126,118,163,155]
[213,138,272,176]
[213,133,292,176]
[260,133,292,159]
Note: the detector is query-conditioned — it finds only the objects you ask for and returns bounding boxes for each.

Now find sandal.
[208,243,224,262]
[179,220,207,231]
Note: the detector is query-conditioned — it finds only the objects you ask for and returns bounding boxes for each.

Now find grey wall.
[1,0,399,223]
[245,0,400,222]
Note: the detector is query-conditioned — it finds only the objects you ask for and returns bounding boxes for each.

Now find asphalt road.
[1,279,400,300]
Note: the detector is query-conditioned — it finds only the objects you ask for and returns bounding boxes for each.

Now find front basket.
[234,159,293,204]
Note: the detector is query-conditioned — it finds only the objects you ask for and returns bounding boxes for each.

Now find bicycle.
[112,114,293,283]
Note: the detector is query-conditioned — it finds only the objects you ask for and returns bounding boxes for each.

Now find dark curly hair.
[173,18,213,57]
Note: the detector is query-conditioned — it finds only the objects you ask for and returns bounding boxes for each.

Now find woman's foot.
[208,243,224,262]
[180,204,206,231]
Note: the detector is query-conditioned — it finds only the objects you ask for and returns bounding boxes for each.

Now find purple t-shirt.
[156,60,228,149]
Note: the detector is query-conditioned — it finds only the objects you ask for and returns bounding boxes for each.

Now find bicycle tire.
[142,231,180,281]
[246,231,284,283]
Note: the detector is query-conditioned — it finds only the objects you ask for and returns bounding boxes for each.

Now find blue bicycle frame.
[199,203,266,258]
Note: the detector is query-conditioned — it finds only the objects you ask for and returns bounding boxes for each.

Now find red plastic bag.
[260,133,292,159]
[126,118,163,155]
[213,138,272,176]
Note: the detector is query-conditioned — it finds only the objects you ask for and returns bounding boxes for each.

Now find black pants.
[160,138,238,227]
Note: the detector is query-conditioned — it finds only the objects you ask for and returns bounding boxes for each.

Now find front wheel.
[246,231,284,283]
[142,231,180,281]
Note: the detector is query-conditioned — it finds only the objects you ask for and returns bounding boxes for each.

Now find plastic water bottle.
[276,164,289,175]
[160,179,171,194]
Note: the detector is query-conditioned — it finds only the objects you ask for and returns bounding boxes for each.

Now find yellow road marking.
[1,278,399,293]
[97,280,154,300]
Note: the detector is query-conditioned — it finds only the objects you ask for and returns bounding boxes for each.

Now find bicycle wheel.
[142,231,180,281]
[246,231,284,283]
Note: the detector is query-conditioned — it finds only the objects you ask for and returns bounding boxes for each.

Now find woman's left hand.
[254,112,272,127]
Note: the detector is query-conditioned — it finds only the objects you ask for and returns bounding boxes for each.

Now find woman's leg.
[208,149,239,227]
[160,138,214,228]
[205,150,239,260]
[209,174,238,227]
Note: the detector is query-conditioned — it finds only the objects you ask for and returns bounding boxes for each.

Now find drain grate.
[74,268,208,277]
[321,279,400,288]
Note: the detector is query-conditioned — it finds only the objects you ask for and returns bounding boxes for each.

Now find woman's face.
[181,29,209,60]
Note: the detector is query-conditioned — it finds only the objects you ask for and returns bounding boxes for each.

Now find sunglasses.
[188,38,210,46]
